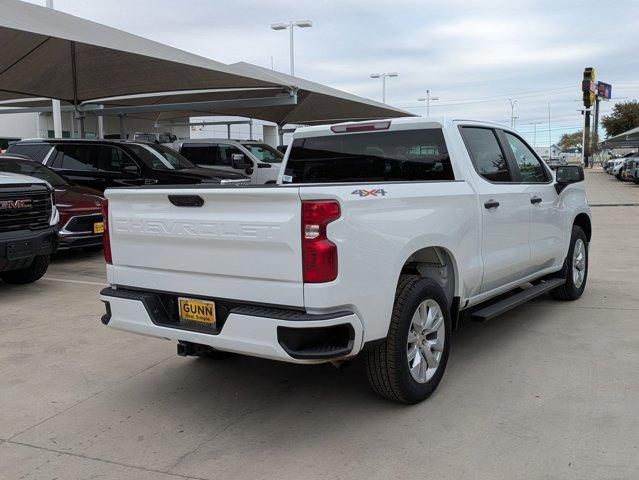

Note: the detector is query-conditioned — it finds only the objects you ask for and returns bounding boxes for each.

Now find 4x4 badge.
[351,189,387,197]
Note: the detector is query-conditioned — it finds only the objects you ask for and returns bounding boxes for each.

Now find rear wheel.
[365,276,451,404]
[0,255,50,284]
[550,226,588,301]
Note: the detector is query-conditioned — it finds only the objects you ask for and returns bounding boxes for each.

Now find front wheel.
[550,226,588,301]
[364,276,451,404]
[0,255,50,284]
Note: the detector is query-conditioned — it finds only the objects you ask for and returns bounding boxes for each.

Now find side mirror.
[122,164,139,175]
[555,165,584,193]
[231,153,252,173]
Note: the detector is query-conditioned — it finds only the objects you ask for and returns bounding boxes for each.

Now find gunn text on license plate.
[178,297,216,325]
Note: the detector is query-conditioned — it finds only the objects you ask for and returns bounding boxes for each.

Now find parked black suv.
[7,140,249,192]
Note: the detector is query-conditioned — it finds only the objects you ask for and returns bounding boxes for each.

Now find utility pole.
[417,90,439,116]
[508,99,519,128]
[46,0,62,138]
[581,67,596,168]
[548,102,552,160]
[592,97,601,166]
[528,122,543,149]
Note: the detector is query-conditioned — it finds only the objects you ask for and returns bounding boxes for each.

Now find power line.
[396,85,575,108]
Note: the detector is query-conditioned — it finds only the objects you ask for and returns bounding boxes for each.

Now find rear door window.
[286,128,454,183]
[460,127,513,182]
[180,144,219,166]
[52,145,101,171]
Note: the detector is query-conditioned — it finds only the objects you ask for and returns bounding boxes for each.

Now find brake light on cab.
[330,121,390,133]
[301,200,340,283]
[101,199,112,264]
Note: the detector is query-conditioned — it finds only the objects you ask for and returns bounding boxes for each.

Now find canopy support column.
[97,105,104,139]
[119,114,127,140]
[278,123,284,146]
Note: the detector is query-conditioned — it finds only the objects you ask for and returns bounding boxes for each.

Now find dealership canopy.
[600,126,639,148]
[0,0,410,125]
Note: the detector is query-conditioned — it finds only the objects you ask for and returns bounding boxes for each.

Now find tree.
[601,100,639,137]
[558,131,582,150]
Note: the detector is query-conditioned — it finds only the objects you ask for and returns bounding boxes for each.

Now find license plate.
[178,297,216,325]
[7,240,33,260]
[93,222,105,234]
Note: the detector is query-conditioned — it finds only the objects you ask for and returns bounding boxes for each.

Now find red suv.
[0,154,104,249]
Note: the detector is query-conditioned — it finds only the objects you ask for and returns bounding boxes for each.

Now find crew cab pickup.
[0,172,59,283]
[100,117,592,404]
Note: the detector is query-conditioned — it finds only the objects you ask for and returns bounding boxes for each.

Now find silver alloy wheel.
[406,298,445,384]
[572,238,586,289]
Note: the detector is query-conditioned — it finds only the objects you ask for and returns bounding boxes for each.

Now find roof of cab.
[292,116,512,137]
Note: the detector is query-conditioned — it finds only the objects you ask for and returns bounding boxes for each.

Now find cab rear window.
[285,128,454,183]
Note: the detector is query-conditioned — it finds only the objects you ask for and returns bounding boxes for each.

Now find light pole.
[508,98,518,128]
[271,20,313,76]
[417,90,439,116]
[528,121,543,149]
[46,0,62,138]
[369,72,398,104]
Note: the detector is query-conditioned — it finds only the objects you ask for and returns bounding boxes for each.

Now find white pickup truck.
[100,117,591,404]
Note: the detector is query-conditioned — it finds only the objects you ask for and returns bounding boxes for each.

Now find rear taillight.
[301,200,340,283]
[101,199,112,264]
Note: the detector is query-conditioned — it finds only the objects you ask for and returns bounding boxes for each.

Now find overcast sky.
[26,0,638,144]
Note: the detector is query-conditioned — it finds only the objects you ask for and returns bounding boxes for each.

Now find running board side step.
[469,278,565,322]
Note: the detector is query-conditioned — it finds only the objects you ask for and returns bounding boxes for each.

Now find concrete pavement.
[1,170,638,480]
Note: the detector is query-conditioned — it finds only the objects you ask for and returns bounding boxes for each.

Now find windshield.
[0,157,69,187]
[241,143,284,164]
[127,144,195,171]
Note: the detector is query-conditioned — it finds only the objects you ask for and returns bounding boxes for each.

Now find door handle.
[530,196,542,204]
[484,199,500,209]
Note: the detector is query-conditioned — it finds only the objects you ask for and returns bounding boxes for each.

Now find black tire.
[550,226,588,301]
[364,275,452,404]
[0,255,50,284]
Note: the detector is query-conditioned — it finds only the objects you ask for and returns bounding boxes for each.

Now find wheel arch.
[573,212,592,242]
[397,245,459,309]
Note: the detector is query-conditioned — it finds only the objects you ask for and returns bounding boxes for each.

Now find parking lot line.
[41,276,107,287]
[3,440,210,480]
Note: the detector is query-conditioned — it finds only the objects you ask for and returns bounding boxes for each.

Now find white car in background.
[610,158,628,178]
[172,139,284,184]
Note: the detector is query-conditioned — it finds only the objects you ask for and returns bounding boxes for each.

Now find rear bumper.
[0,227,58,270]
[100,287,364,364]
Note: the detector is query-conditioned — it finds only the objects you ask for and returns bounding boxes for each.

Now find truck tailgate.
[106,186,304,307]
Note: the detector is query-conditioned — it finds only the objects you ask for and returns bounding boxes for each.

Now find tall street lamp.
[369,72,398,104]
[271,20,313,76]
[417,90,439,116]
[508,98,518,128]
